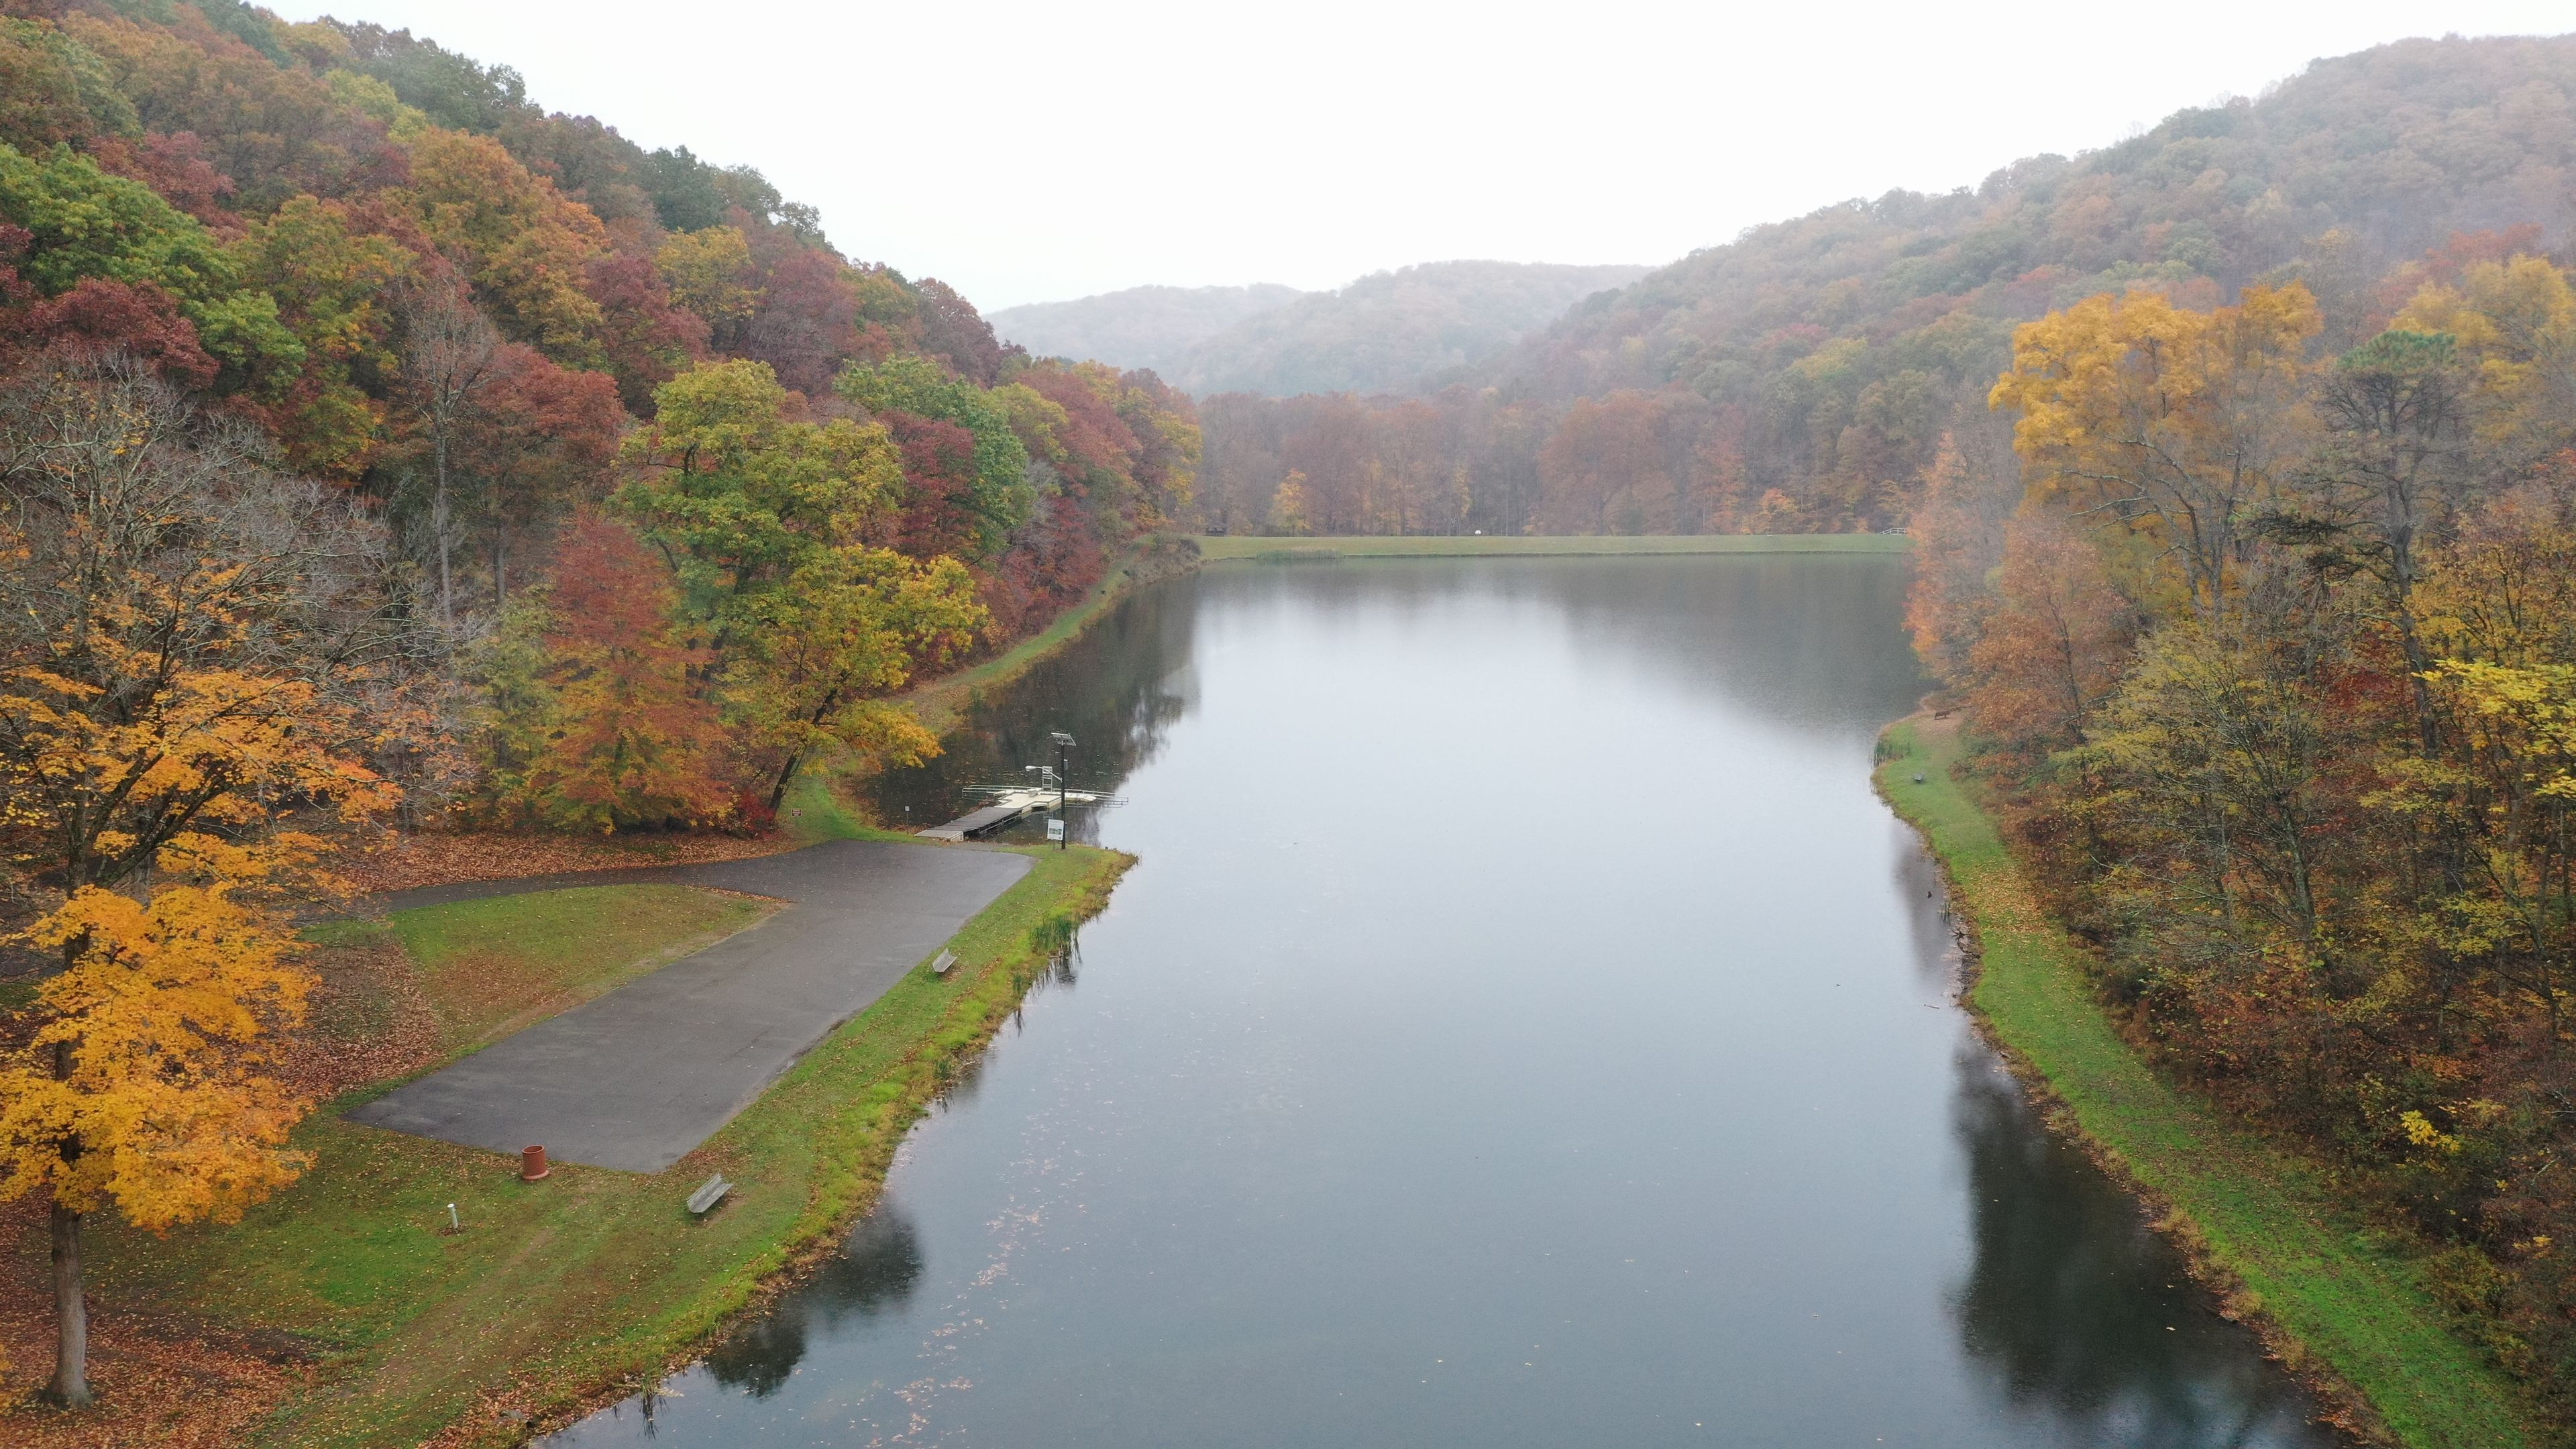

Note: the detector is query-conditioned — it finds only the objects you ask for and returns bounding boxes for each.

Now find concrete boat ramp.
[346,840,1030,1172]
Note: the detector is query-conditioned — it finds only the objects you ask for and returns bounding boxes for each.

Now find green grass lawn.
[777,757,914,843]
[1878,718,2533,1448]
[77,842,1130,1448]
[1193,532,1911,560]
[383,885,777,1053]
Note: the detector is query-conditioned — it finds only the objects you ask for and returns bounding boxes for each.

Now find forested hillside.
[0,0,1205,1415]
[1197,34,2576,538]
[1841,32,2576,1428]
[0,0,1198,843]
[989,282,1310,378]
[1902,248,2576,1428]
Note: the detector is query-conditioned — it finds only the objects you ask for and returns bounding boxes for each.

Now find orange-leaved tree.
[0,359,400,1406]
[525,511,734,832]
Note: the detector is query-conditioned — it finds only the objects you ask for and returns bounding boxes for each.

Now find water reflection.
[947,928,1081,1110]
[871,556,1927,843]
[1894,825,1964,994]
[1197,555,1928,734]
[555,557,2337,1449]
[703,1208,926,1397]
[1951,1057,2320,1446]
[868,577,1202,845]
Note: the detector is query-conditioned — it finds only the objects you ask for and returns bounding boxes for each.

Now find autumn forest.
[7,0,2576,1442]
[0,0,1201,1417]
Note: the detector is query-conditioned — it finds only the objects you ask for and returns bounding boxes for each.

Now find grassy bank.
[27,840,1128,1448]
[1193,532,1911,561]
[1878,717,2531,1448]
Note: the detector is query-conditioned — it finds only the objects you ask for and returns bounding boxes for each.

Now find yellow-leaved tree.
[1990,284,2321,619]
[1266,470,1314,536]
[0,360,402,1407]
[2393,253,2576,471]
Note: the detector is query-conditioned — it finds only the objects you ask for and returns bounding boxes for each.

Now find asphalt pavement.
[345,839,1033,1172]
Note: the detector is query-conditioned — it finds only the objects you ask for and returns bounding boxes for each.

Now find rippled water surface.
[555,557,2334,1449]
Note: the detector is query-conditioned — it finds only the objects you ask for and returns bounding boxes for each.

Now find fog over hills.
[1195,32,2576,539]
[1480,32,2576,412]
[996,261,1651,397]
[988,284,1312,380]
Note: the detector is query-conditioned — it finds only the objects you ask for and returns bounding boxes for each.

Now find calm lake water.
[554,556,2334,1448]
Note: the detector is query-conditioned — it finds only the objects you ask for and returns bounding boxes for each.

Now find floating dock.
[919,800,1041,841]
[919,780,1116,842]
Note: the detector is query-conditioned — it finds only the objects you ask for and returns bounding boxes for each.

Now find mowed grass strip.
[1193,531,1912,560]
[1878,718,2532,1449]
[79,844,1130,1448]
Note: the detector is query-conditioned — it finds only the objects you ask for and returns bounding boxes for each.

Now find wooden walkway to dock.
[918,801,1036,841]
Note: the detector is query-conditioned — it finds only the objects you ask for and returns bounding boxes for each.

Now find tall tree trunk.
[433,426,454,625]
[767,691,845,810]
[44,1030,89,1406]
[766,749,806,812]
[47,1202,88,1407]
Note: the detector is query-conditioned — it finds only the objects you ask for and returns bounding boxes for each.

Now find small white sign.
[1046,818,1067,842]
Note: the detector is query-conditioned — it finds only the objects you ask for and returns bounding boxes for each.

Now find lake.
[553,555,2333,1448]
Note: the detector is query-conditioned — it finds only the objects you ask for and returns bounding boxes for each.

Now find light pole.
[1051,731,1074,849]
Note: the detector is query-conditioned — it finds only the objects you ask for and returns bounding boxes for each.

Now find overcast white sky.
[273,1,2573,311]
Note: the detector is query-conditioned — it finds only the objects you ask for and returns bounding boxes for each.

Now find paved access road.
[346,840,1034,1172]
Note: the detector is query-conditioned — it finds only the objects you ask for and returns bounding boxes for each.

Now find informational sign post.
[1046,817,1066,843]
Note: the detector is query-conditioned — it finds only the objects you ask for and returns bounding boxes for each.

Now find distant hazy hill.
[990,284,1311,378]
[1195,32,2576,537]
[1173,260,1652,397]
[1486,32,2576,413]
